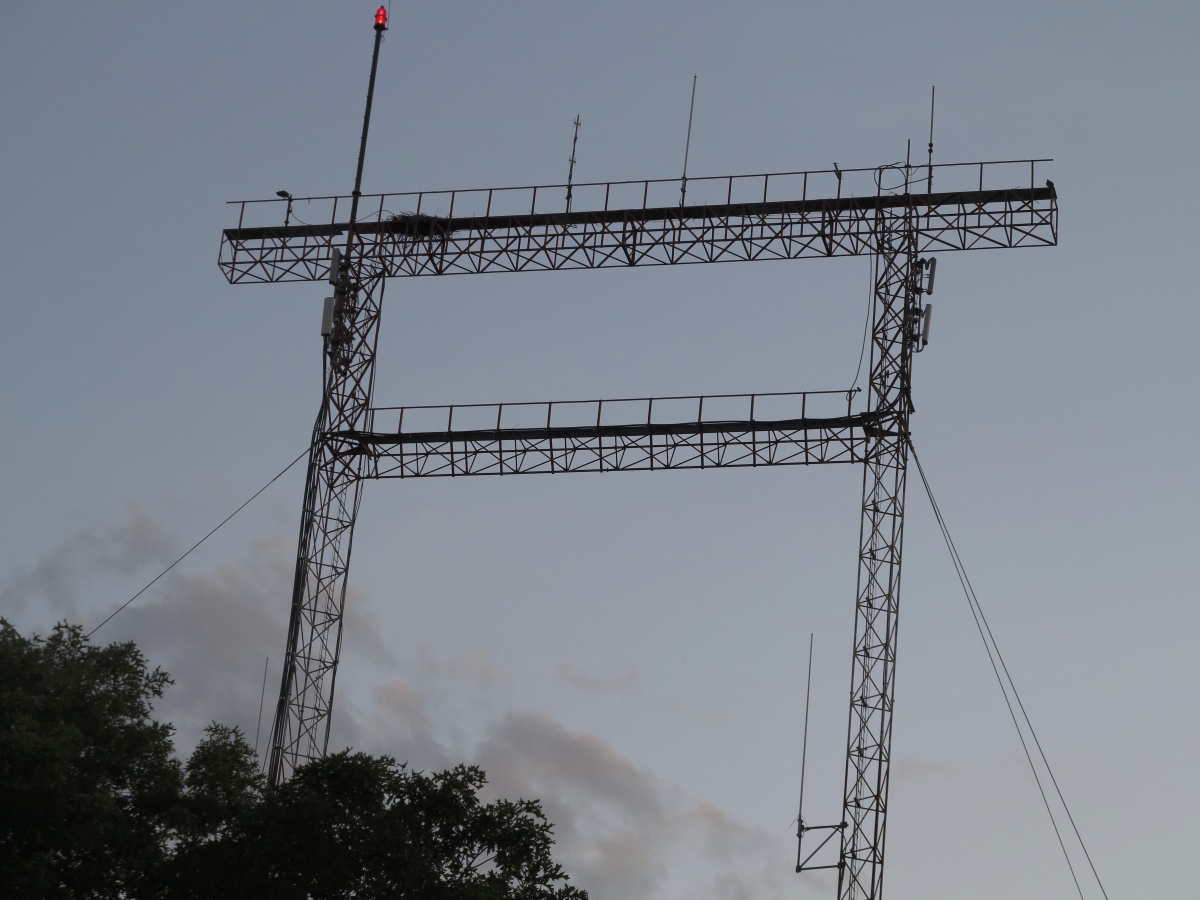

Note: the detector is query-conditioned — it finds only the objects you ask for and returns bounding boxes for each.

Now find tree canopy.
[1,619,179,898]
[0,620,585,900]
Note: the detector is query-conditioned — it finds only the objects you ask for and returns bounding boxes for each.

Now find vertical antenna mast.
[680,75,697,206]
[254,657,269,758]
[347,6,389,244]
[926,86,936,194]
[566,115,581,213]
[796,634,814,854]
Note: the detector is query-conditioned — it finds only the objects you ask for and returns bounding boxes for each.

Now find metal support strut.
[266,262,385,786]
[837,207,918,900]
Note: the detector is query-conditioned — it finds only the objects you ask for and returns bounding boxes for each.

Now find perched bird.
[1045,179,1055,191]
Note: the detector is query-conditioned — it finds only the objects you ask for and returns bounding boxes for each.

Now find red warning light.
[375,6,388,29]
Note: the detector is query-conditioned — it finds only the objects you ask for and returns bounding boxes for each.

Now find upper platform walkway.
[219,159,1057,284]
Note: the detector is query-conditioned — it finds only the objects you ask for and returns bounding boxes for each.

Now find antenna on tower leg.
[254,657,269,759]
[796,633,814,847]
[566,115,581,213]
[680,75,697,207]
[926,85,936,194]
[346,7,389,248]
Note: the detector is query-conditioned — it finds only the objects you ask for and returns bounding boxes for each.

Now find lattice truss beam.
[347,391,876,478]
[220,160,1056,284]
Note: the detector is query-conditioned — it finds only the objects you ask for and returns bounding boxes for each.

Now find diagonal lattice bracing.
[835,209,916,900]
[265,263,385,785]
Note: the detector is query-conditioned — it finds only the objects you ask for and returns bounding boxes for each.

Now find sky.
[2,2,1198,899]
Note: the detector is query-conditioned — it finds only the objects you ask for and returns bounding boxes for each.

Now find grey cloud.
[469,713,797,900]
[336,676,457,772]
[339,684,780,900]
[123,550,392,753]
[415,641,501,690]
[3,507,391,755]
[892,757,966,784]
[1,502,179,622]
[558,663,642,693]
[685,802,795,900]
[574,829,666,899]
[473,712,672,899]
[329,640,504,768]
[104,545,288,750]
[475,711,669,826]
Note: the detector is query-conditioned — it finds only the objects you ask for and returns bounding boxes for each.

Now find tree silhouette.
[0,621,585,900]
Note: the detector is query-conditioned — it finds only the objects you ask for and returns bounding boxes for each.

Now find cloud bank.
[6,506,799,900]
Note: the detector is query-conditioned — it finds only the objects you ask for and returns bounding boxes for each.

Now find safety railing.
[370,389,859,440]
[226,159,1053,234]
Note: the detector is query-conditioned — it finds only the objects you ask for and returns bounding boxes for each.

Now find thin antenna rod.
[926,85,936,194]
[254,657,270,757]
[680,75,697,206]
[566,115,581,213]
[346,11,389,252]
[795,632,815,865]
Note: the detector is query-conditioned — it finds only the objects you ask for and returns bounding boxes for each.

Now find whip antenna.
[680,75,697,206]
[566,115,581,213]
[927,85,936,193]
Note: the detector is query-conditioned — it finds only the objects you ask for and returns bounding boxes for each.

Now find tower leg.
[266,260,384,786]
[837,211,917,900]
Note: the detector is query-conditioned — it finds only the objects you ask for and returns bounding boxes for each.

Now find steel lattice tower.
[219,12,1058,899]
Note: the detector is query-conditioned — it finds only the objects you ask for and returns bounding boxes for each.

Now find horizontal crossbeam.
[329,390,885,477]
[219,160,1057,284]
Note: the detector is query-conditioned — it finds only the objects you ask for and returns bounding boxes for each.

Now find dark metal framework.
[222,158,1056,900]
[359,390,870,477]
[264,261,385,785]
[837,211,917,900]
[221,160,1055,283]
